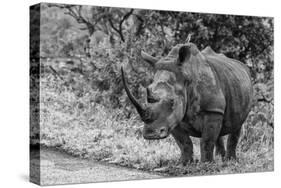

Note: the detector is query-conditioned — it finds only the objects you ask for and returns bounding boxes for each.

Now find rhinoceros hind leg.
[200,113,223,162]
[215,137,226,159]
[171,126,193,165]
[226,128,241,160]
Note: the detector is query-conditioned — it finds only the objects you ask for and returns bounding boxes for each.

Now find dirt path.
[32,147,163,185]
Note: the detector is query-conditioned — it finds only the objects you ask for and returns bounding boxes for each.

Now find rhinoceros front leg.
[200,112,223,162]
[171,125,193,165]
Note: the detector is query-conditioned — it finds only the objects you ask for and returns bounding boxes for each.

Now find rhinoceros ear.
[178,45,191,66]
[141,51,159,67]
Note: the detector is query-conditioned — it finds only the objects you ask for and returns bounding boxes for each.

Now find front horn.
[121,67,148,118]
[141,51,159,67]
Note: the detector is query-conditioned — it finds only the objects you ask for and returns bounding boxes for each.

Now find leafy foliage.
[40,5,273,108]
[40,73,273,174]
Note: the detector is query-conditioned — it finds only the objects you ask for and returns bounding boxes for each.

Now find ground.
[30,147,163,185]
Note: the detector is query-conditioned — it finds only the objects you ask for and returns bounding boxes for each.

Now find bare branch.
[257,97,273,104]
[108,19,119,34]
[108,9,134,42]
[257,93,273,104]
[52,5,134,40]
[119,9,134,41]
[58,5,95,35]
[48,65,65,81]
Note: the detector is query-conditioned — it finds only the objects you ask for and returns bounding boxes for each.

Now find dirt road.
[31,147,163,185]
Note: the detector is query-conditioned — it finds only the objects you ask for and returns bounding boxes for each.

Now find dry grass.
[38,73,274,176]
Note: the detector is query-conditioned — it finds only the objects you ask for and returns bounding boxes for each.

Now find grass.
[37,73,274,176]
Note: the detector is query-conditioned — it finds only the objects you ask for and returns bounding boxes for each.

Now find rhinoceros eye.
[148,96,159,103]
[146,88,160,103]
[147,94,160,103]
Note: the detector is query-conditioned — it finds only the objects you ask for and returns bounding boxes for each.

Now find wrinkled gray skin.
[122,42,253,164]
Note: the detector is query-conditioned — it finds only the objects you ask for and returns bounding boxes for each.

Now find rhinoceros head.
[122,43,201,139]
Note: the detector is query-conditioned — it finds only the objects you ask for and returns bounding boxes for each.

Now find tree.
[145,12,273,83]
[40,5,274,109]
[48,4,134,42]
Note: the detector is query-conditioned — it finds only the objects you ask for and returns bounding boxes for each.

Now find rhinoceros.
[121,42,253,163]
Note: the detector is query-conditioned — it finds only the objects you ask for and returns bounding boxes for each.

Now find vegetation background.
[30,3,274,175]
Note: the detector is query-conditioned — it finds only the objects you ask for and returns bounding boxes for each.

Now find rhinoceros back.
[202,47,253,134]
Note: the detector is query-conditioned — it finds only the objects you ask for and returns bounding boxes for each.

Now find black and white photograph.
[29,2,273,186]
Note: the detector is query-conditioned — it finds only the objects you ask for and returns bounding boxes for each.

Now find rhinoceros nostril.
[159,127,167,135]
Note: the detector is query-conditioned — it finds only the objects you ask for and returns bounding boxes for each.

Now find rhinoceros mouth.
[143,134,169,140]
[143,126,172,140]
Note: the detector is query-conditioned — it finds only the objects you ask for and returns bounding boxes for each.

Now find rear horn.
[141,51,159,67]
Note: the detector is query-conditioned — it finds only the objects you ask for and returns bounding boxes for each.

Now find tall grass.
[38,70,273,175]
